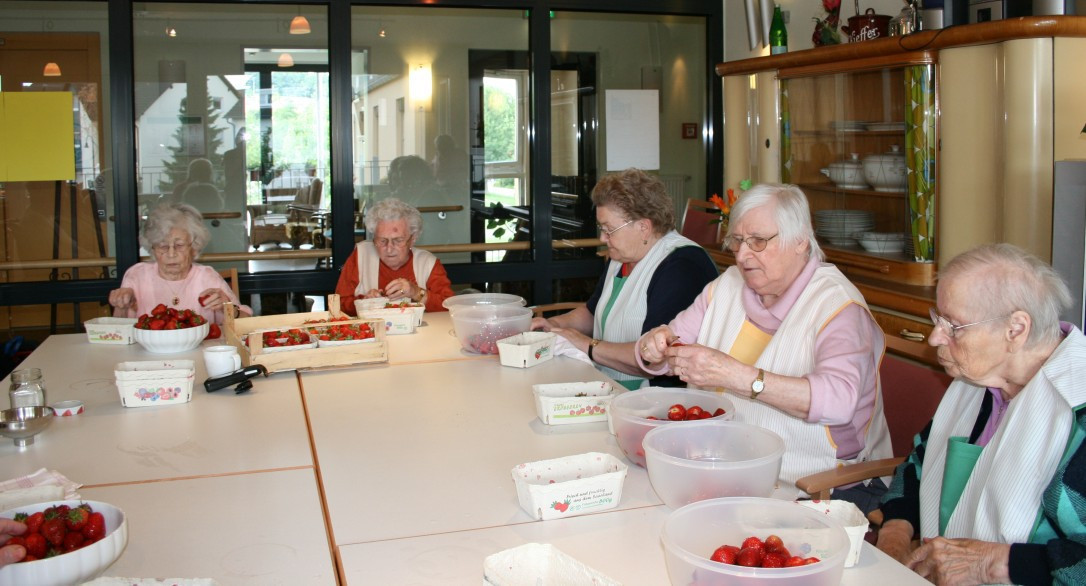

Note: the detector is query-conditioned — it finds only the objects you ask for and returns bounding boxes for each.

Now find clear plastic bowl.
[608,387,734,468]
[442,293,526,315]
[643,420,784,509]
[449,305,532,354]
[661,497,849,586]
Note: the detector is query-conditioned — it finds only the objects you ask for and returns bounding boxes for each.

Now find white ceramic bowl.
[449,305,533,354]
[0,500,128,586]
[855,232,907,253]
[862,145,907,192]
[819,154,868,190]
[133,323,209,354]
[643,420,784,509]
[609,388,735,468]
[661,497,849,586]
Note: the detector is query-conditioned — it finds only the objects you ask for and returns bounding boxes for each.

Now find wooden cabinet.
[717,17,1086,365]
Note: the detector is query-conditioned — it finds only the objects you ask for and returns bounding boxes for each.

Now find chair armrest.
[795,457,905,501]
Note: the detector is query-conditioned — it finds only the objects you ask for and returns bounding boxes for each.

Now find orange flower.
[709,193,727,214]
[726,188,738,207]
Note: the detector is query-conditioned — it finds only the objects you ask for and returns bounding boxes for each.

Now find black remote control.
[204,364,268,393]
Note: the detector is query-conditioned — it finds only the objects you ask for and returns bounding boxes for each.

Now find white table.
[338,505,929,585]
[302,356,657,545]
[82,468,336,585]
[0,335,313,486]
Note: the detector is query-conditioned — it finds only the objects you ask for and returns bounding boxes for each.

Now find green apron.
[939,436,984,535]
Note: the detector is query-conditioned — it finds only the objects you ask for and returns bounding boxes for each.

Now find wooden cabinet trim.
[779,51,936,79]
[716,16,1086,77]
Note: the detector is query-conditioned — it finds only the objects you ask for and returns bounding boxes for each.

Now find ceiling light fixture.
[289,14,311,35]
[43,62,61,77]
[278,53,295,68]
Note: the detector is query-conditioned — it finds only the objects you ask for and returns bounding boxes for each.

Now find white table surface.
[385,311,493,365]
[301,356,660,545]
[338,504,930,585]
[0,335,313,486]
[82,468,337,585]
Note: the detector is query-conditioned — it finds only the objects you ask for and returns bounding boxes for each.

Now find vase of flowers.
[708,180,747,240]
[812,0,842,46]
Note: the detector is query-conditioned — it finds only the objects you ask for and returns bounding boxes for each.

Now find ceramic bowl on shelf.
[820,154,868,190]
[862,145,907,192]
[856,232,908,253]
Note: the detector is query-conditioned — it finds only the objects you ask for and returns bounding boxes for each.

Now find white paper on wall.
[604,89,659,171]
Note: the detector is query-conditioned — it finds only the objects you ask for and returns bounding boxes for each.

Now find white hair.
[726,183,823,261]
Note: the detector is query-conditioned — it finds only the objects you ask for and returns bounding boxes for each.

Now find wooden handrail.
[0,238,606,271]
[417,205,465,214]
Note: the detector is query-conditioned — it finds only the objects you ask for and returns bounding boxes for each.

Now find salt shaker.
[9,367,46,409]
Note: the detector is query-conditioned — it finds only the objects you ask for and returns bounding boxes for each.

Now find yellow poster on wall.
[0,91,75,182]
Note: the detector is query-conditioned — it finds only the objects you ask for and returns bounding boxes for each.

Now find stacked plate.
[866,122,906,132]
[815,210,875,247]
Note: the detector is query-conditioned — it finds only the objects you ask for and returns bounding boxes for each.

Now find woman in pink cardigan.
[108,202,251,324]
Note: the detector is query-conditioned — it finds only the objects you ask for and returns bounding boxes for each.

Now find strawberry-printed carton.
[483,543,621,586]
[511,452,627,521]
[84,317,137,345]
[531,381,616,425]
[497,331,556,368]
[114,360,195,407]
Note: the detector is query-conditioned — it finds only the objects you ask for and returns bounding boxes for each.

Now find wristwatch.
[587,338,600,362]
[750,368,765,399]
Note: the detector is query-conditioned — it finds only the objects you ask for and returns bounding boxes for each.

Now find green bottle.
[769,4,788,55]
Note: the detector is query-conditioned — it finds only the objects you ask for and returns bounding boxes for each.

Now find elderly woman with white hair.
[876,243,1086,586]
[335,197,454,315]
[109,202,251,324]
[636,183,892,511]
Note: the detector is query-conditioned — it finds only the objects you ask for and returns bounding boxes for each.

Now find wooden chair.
[218,267,240,299]
[680,198,723,247]
[530,302,585,318]
[795,355,951,523]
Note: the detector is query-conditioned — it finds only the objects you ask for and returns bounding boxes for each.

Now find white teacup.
[203,345,241,377]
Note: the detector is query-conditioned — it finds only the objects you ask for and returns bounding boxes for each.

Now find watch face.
[752,380,765,393]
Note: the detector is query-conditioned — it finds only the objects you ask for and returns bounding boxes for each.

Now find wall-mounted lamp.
[289,14,311,35]
[409,63,432,111]
[43,62,61,77]
[379,25,386,38]
[165,25,177,38]
[278,53,295,68]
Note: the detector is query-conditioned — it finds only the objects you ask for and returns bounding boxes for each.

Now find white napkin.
[0,468,82,511]
[84,580,219,586]
[552,336,593,365]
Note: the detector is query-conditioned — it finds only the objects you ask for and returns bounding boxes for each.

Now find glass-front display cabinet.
[779,53,937,287]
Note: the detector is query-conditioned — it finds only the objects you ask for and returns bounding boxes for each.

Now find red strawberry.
[24,533,47,558]
[65,506,89,531]
[82,511,106,542]
[736,546,763,567]
[741,536,765,552]
[802,557,821,565]
[764,534,784,552]
[149,318,166,330]
[198,294,212,306]
[206,324,222,340]
[24,511,45,534]
[62,531,85,552]
[151,303,168,316]
[784,555,806,567]
[762,552,787,568]
[41,517,66,546]
[685,405,705,420]
[667,404,687,421]
[710,544,740,564]
[713,407,726,417]
[5,535,26,549]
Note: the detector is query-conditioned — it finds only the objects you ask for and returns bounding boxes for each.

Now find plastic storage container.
[450,305,532,354]
[661,497,849,586]
[643,420,784,509]
[442,293,526,315]
[609,387,734,467]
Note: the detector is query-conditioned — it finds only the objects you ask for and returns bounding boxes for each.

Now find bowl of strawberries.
[660,497,849,585]
[0,500,128,586]
[132,304,210,354]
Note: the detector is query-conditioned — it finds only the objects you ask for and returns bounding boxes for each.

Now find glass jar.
[9,367,46,409]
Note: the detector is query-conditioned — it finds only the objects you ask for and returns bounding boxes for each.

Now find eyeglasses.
[722,233,778,253]
[151,240,192,255]
[597,219,635,237]
[374,237,409,249]
[928,307,1010,339]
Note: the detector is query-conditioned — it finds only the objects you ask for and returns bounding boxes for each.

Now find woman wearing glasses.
[532,168,717,390]
[876,243,1085,585]
[108,202,251,323]
[637,183,892,510]
[334,197,454,315]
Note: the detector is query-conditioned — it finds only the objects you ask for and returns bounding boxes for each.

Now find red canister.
[842,8,891,42]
